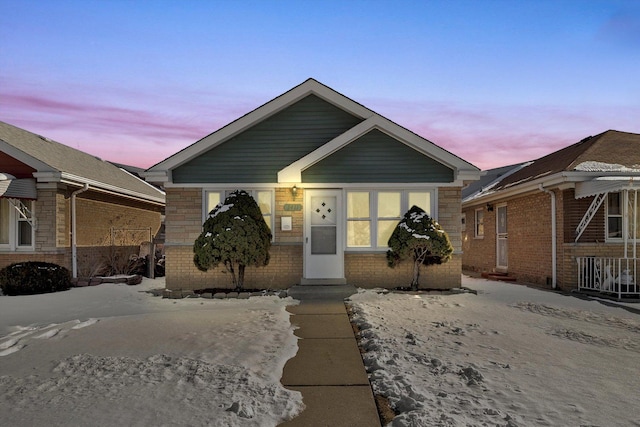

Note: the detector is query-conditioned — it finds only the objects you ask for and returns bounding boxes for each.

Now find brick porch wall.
[561,243,632,292]
[346,253,462,289]
[0,251,68,271]
[165,243,301,291]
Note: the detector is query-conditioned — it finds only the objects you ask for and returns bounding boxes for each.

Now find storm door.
[304,190,344,280]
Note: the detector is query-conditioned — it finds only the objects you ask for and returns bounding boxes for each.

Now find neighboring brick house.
[462,130,640,297]
[0,121,165,278]
[145,79,480,291]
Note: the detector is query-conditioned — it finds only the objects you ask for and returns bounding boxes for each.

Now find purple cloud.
[1,81,638,171]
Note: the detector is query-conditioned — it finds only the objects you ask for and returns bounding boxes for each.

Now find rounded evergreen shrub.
[0,262,72,296]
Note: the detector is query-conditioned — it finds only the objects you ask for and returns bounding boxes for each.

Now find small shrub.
[387,206,453,290]
[193,190,271,291]
[0,262,72,296]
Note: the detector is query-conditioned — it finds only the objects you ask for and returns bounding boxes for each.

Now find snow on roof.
[573,161,640,172]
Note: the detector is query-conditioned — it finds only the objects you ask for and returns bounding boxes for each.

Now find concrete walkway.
[280,286,381,427]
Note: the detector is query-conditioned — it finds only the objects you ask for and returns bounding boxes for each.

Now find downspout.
[539,184,557,289]
[71,183,89,279]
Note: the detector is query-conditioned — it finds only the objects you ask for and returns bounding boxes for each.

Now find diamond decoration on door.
[311,196,337,225]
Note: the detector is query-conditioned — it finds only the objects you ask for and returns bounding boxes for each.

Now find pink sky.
[1,80,636,171]
[1,1,638,171]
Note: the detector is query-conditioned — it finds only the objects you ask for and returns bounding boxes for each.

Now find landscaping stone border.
[156,289,289,300]
[72,275,143,287]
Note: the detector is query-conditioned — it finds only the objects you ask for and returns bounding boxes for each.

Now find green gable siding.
[173,95,363,183]
[301,129,454,183]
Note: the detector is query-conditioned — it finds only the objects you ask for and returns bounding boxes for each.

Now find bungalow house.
[0,121,165,279]
[462,130,640,298]
[145,79,481,291]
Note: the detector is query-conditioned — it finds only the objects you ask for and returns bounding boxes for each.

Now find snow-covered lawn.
[349,276,640,426]
[3,275,639,426]
[0,278,303,427]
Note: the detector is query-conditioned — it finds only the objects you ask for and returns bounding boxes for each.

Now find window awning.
[575,177,640,199]
[0,174,37,200]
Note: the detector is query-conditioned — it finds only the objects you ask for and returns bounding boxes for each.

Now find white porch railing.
[577,257,639,298]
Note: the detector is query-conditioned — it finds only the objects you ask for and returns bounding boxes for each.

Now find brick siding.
[0,184,162,275]
[165,186,463,290]
[463,187,629,291]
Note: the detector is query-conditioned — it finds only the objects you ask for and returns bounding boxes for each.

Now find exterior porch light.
[291,185,298,198]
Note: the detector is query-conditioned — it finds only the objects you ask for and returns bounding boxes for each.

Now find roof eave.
[34,171,165,205]
[462,169,640,206]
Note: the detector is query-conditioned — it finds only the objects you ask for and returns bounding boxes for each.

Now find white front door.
[304,190,344,280]
[496,204,508,270]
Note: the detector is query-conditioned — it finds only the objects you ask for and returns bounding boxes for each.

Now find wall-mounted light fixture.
[291,185,298,198]
[486,203,494,212]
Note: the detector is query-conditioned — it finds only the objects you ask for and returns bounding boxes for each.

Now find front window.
[204,189,274,235]
[346,192,371,247]
[346,189,435,249]
[377,192,402,247]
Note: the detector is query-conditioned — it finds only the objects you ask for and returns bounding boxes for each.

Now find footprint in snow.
[35,328,61,339]
[0,337,20,350]
[0,338,25,356]
[71,319,99,329]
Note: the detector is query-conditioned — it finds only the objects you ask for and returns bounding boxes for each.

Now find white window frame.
[202,189,275,239]
[474,208,484,238]
[607,191,639,242]
[0,198,35,251]
[345,189,436,251]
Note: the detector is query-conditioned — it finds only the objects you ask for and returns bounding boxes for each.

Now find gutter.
[71,183,89,279]
[539,184,557,289]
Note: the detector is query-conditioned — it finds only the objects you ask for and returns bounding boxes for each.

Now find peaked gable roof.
[495,130,640,191]
[463,130,640,204]
[146,78,480,184]
[0,121,165,204]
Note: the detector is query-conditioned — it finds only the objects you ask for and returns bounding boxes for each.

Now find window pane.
[347,192,369,218]
[206,192,221,214]
[18,221,32,246]
[311,226,336,254]
[608,193,621,215]
[608,217,622,238]
[409,192,431,215]
[475,210,484,237]
[347,220,371,247]
[257,191,272,215]
[0,199,9,244]
[378,192,401,218]
[497,206,507,234]
[629,192,639,239]
[377,220,399,247]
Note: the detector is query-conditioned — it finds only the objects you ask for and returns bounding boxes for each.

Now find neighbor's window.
[0,198,34,250]
[607,192,623,239]
[607,191,640,240]
[346,190,435,249]
[204,190,274,234]
[0,199,10,245]
[475,208,484,238]
[17,204,33,246]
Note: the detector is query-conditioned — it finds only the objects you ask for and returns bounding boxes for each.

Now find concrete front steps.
[481,271,517,282]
